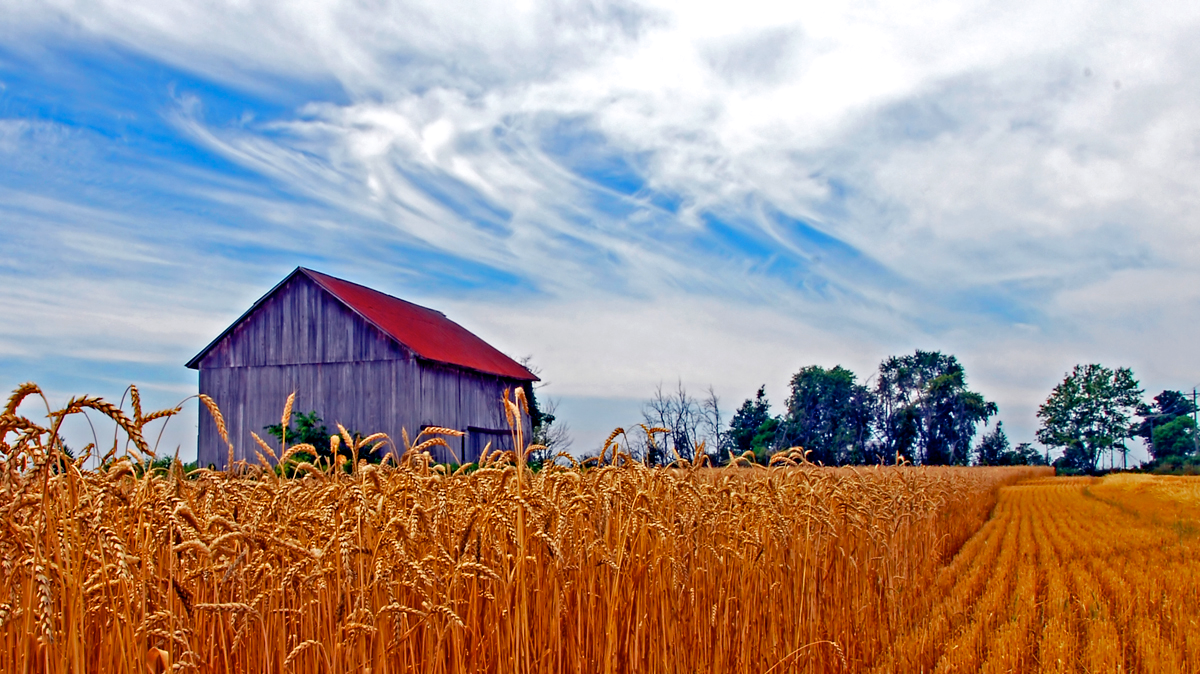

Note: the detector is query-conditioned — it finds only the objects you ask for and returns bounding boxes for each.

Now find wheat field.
[873,473,1200,673]
[3,383,1197,672]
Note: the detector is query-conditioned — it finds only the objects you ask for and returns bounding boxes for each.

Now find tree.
[1151,390,1195,418]
[1008,442,1047,466]
[1135,390,1198,458]
[727,386,779,463]
[873,351,997,465]
[528,397,572,464]
[1036,364,1143,471]
[749,418,781,463]
[976,421,1009,466]
[265,411,381,466]
[265,410,329,450]
[977,427,1047,466]
[1151,416,1196,459]
[519,356,572,465]
[641,381,724,464]
[777,365,872,465]
[699,386,726,464]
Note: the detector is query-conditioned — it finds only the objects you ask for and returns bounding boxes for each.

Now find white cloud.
[4,0,1200,459]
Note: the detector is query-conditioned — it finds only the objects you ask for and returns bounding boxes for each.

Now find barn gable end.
[191,272,410,369]
[188,268,534,468]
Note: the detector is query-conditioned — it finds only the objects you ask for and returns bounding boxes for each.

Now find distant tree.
[1036,364,1143,471]
[976,421,1010,466]
[777,365,873,465]
[1151,416,1197,459]
[976,425,1047,466]
[518,357,572,465]
[1135,390,1197,459]
[727,386,779,463]
[641,381,723,464]
[874,351,997,465]
[528,397,572,464]
[1008,442,1047,466]
[699,386,726,464]
[1152,390,1195,418]
[750,418,781,463]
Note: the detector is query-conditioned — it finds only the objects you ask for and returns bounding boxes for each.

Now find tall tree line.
[1036,364,1197,471]
[702,349,998,466]
[634,351,1197,471]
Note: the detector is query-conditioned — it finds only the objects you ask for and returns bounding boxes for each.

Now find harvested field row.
[874,475,1200,673]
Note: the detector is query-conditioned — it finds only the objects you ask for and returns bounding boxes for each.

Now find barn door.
[465,427,514,464]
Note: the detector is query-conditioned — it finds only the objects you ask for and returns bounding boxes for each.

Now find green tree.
[518,357,572,465]
[1007,442,1047,466]
[1150,390,1195,418]
[1151,416,1197,459]
[265,411,329,451]
[1036,364,1143,471]
[975,421,1009,466]
[265,411,381,467]
[750,418,781,463]
[1135,390,1197,458]
[976,423,1046,466]
[874,351,997,465]
[777,365,872,465]
[727,386,778,462]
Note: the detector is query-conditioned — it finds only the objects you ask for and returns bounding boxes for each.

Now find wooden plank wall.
[199,274,405,368]
[196,274,532,467]
[197,361,526,466]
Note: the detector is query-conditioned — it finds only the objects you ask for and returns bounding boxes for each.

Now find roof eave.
[303,270,540,382]
[414,355,540,382]
[187,267,540,383]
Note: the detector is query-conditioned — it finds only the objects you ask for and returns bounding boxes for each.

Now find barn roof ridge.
[299,267,446,317]
[185,267,537,382]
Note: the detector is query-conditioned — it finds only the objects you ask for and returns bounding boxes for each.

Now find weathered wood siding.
[466,428,516,460]
[198,274,405,368]
[197,275,529,467]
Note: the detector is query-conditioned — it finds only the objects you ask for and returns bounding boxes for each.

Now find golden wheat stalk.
[197,393,233,466]
[250,431,279,464]
[3,381,43,417]
[2,382,1075,674]
[280,391,295,450]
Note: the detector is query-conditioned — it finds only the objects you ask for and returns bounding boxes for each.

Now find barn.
[186,267,537,468]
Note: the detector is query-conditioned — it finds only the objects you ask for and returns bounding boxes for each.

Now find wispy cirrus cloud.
[2,0,1200,457]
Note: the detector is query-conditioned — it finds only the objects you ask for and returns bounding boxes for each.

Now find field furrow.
[977,505,1039,674]
[875,475,1200,674]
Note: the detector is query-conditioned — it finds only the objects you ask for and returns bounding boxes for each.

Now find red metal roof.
[187,268,537,381]
[302,269,537,381]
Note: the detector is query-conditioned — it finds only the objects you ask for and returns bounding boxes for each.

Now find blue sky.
[3,0,1200,461]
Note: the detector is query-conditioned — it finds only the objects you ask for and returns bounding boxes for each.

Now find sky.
[2,0,1199,463]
